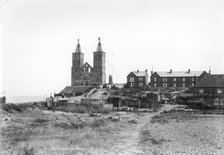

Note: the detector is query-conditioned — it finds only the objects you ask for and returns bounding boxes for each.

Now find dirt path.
[102,105,178,155]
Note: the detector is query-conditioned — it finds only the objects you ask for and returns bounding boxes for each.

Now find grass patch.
[1,125,33,146]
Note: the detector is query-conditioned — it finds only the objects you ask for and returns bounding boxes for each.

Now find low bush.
[1,103,12,112]
[55,104,112,114]
[21,146,36,155]
[90,119,106,128]
[91,108,112,114]
[10,103,23,112]
[150,111,204,124]
[128,119,138,124]
[140,130,170,145]
[55,105,89,113]
[1,103,24,112]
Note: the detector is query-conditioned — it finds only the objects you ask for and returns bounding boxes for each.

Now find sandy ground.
[98,105,178,155]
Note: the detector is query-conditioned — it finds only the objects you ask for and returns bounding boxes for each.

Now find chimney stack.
[209,67,211,74]
[188,69,190,73]
[137,70,139,73]
[170,69,172,73]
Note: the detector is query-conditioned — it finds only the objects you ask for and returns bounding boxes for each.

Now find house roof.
[60,86,94,95]
[193,74,224,88]
[133,71,148,77]
[155,71,205,77]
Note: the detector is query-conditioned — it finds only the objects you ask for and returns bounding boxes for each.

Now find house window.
[130,83,134,87]
[217,89,222,94]
[139,77,143,81]
[192,78,194,82]
[163,78,167,82]
[173,78,176,82]
[130,77,134,82]
[199,89,204,94]
[154,83,157,87]
[183,78,185,82]
[154,78,157,82]
[139,83,143,87]
[163,83,167,88]
[174,83,176,87]
[183,83,185,87]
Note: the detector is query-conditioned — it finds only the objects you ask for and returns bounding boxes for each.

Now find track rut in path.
[102,105,177,155]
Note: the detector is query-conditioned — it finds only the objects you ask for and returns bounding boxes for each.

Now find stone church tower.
[92,38,106,85]
[71,39,84,86]
[71,38,106,86]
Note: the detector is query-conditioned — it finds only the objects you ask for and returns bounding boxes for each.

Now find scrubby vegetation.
[0,103,122,154]
[140,130,170,145]
[55,104,112,114]
[150,109,207,124]
[1,102,47,112]
[140,108,224,154]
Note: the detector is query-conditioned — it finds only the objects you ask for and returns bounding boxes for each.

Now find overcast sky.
[1,0,224,96]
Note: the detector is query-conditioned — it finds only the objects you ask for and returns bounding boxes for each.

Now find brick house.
[189,74,224,105]
[127,70,149,88]
[150,69,208,88]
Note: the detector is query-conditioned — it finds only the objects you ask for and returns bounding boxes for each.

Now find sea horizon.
[5,95,47,104]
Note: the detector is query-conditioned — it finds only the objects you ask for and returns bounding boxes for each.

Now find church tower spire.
[71,38,84,86]
[75,39,82,53]
[93,37,106,85]
[96,37,103,52]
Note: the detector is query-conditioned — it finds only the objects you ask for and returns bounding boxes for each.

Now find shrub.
[128,119,138,124]
[90,119,106,128]
[9,103,23,112]
[55,103,112,114]
[55,105,89,113]
[140,130,170,145]
[71,105,88,113]
[92,108,111,114]
[1,103,12,112]
[21,146,36,155]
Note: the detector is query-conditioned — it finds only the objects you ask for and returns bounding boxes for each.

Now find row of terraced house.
[126,69,224,105]
[127,69,209,89]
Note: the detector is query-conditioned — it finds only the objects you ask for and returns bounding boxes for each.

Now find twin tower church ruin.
[71,38,106,86]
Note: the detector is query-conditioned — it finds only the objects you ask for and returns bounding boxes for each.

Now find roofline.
[152,71,206,78]
[193,86,224,88]
[73,51,84,54]
[93,51,105,54]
